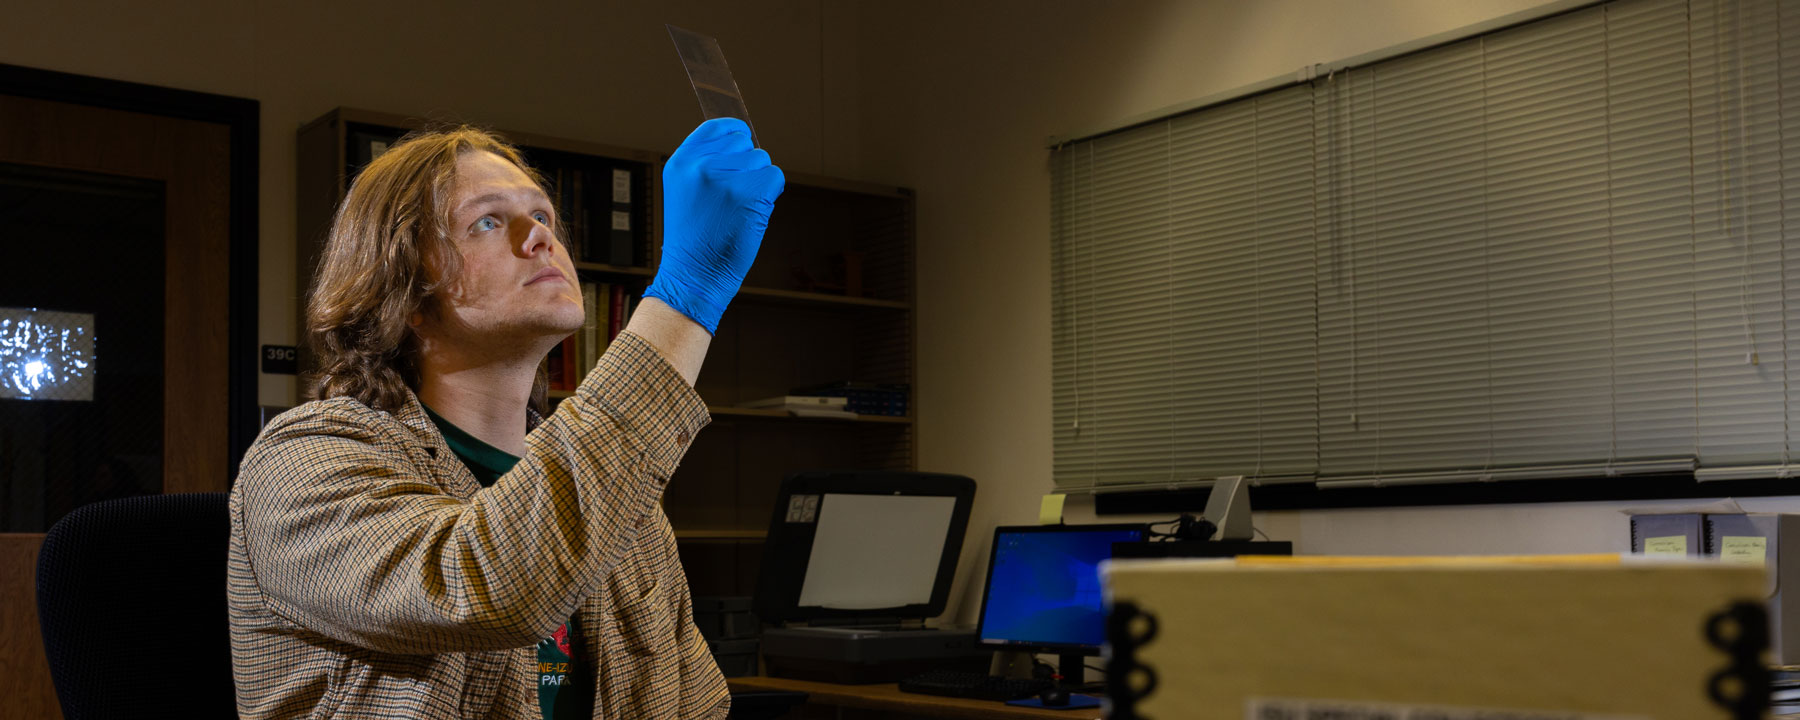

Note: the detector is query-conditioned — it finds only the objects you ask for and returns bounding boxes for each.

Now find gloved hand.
[644,118,786,333]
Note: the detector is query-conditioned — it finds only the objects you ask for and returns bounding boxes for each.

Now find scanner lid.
[753,471,976,624]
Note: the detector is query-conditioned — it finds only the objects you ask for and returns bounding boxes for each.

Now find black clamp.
[1106,601,1159,720]
[1706,601,1771,720]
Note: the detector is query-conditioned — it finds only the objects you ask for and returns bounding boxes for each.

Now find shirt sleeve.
[232,332,710,655]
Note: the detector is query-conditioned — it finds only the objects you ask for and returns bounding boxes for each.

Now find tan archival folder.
[1103,555,1770,720]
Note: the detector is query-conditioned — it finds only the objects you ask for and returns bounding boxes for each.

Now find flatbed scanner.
[754,471,989,684]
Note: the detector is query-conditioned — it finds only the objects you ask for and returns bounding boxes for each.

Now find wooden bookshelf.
[297,107,915,600]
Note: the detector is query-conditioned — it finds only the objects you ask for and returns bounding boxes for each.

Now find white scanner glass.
[796,493,956,610]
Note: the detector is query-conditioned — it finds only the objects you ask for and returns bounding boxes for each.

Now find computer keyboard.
[897,669,1052,701]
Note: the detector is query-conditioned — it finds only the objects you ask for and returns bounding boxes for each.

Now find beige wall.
[0,0,861,409]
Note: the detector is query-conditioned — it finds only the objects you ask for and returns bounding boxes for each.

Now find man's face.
[419,150,583,350]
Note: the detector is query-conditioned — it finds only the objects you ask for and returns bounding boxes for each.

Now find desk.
[728,676,1103,720]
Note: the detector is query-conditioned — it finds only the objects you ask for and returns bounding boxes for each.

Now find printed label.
[1720,535,1768,565]
[1246,698,1649,720]
[786,494,820,523]
[1642,535,1686,556]
[612,168,631,203]
[611,210,631,231]
[370,140,389,158]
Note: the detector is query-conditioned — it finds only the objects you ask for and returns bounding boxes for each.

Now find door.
[0,89,237,719]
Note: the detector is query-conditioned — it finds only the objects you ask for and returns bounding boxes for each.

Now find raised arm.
[233,333,706,654]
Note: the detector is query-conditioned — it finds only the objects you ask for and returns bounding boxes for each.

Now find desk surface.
[727,676,1104,720]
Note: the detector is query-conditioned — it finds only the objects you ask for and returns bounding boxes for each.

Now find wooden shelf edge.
[572,261,655,278]
[705,406,788,419]
[707,406,912,424]
[782,169,912,199]
[736,286,910,310]
[547,397,910,425]
[329,107,662,164]
[559,273,908,310]
[673,529,768,541]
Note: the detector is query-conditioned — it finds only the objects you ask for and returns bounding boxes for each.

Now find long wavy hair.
[303,125,552,416]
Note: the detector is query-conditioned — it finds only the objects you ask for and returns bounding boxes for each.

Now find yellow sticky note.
[1039,494,1066,525]
[1642,536,1687,556]
[1720,536,1768,565]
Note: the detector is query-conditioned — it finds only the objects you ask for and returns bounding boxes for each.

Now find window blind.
[1051,0,1800,492]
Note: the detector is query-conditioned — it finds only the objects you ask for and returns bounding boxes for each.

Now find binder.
[608,166,637,266]
[1630,512,1704,557]
[1103,555,1769,720]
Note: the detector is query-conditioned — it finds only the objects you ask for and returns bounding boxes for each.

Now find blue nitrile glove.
[644,118,786,333]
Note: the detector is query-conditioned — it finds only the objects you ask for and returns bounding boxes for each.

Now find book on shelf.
[740,395,849,410]
[546,333,580,392]
[561,162,645,268]
[546,344,566,390]
[346,125,402,176]
[791,381,910,417]
[571,169,586,260]
[608,283,624,341]
[605,284,642,341]
[566,280,641,386]
[553,167,580,260]
[559,334,577,391]
[738,395,858,419]
[581,281,602,377]
[609,166,636,267]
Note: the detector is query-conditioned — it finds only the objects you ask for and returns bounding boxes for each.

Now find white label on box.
[1642,535,1687,556]
[370,140,389,158]
[1246,698,1648,720]
[612,168,631,203]
[611,211,630,231]
[1720,535,1768,565]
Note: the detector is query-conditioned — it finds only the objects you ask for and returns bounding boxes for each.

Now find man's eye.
[473,217,499,232]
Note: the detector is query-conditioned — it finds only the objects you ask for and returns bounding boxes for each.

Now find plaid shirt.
[228,333,729,719]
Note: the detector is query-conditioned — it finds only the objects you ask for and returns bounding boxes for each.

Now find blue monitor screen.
[977,526,1145,650]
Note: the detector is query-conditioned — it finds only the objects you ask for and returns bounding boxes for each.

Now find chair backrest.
[36,492,234,720]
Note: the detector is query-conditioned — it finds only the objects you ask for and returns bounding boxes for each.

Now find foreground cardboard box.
[1104,555,1767,720]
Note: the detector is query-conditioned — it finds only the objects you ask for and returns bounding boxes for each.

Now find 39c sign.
[262,345,298,375]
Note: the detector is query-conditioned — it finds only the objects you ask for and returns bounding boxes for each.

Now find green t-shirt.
[423,404,593,720]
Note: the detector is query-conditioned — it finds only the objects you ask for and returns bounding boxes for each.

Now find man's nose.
[518,219,555,257]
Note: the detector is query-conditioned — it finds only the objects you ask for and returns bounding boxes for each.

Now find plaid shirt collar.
[388,385,545,497]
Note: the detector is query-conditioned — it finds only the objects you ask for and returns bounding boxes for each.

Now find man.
[228,117,782,719]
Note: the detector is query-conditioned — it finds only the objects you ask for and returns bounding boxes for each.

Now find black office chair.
[725,691,809,720]
[35,492,236,720]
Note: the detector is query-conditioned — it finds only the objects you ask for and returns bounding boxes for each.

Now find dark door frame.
[0,63,259,482]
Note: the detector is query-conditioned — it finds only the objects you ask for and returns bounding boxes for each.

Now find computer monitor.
[974,523,1147,678]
